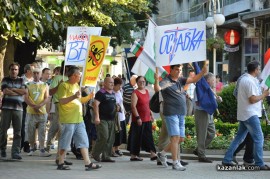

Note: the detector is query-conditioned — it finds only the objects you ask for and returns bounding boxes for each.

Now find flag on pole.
[193,62,217,115]
[130,41,167,84]
[260,58,270,90]
[265,75,270,88]
[130,19,168,84]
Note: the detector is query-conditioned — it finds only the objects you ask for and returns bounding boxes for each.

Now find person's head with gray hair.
[204,72,216,89]
[24,64,33,74]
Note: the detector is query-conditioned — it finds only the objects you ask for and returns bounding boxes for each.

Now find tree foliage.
[0,0,158,80]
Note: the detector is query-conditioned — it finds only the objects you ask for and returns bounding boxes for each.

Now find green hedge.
[215,83,238,123]
[185,116,270,136]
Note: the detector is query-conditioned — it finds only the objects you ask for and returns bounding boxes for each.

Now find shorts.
[59,122,89,150]
[164,114,185,137]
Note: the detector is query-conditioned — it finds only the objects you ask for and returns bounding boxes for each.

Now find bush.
[216,83,237,123]
[215,121,238,136]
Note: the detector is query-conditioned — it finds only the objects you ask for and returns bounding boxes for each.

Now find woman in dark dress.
[127,76,157,161]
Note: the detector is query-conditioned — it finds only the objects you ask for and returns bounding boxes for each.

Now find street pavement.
[1,147,270,179]
[1,85,270,178]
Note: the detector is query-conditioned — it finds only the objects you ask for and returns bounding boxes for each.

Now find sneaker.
[198,157,213,163]
[93,155,101,162]
[115,150,123,156]
[57,164,71,170]
[260,164,270,170]
[180,160,189,166]
[172,162,186,171]
[232,156,238,164]
[1,150,7,158]
[193,150,198,156]
[27,149,35,156]
[39,149,52,157]
[111,152,120,157]
[12,153,22,160]
[221,161,235,166]
[45,146,50,152]
[243,160,254,167]
[157,152,168,167]
[23,141,30,153]
[157,161,173,166]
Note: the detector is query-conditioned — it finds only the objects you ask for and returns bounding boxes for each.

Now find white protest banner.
[64,27,102,65]
[155,21,206,66]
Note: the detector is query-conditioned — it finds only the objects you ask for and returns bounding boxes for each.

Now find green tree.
[0,0,157,80]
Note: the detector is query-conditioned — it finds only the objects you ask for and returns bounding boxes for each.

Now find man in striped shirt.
[122,75,137,124]
[0,62,26,160]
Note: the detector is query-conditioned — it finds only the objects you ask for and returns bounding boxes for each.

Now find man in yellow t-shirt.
[24,68,50,157]
[57,66,101,171]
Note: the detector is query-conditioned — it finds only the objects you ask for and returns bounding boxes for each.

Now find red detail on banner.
[224,30,240,46]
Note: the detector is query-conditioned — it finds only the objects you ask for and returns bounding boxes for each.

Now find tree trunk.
[4,37,16,77]
[0,37,8,81]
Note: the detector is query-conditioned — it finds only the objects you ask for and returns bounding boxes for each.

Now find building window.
[244,37,259,70]
[224,0,242,6]
[244,38,259,54]
[265,23,270,49]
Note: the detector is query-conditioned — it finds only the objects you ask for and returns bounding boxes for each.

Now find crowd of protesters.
[0,60,269,172]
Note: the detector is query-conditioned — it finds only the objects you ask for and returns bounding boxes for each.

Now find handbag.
[149,91,160,113]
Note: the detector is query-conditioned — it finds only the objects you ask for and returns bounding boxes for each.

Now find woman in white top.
[112,77,126,157]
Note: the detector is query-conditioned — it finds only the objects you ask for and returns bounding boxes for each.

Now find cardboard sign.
[155,21,206,66]
[64,27,102,65]
[82,36,110,87]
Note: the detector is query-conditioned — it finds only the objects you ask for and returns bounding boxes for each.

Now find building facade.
[154,0,270,83]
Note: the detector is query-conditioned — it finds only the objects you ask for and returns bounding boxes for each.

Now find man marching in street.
[154,63,208,171]
[57,66,101,171]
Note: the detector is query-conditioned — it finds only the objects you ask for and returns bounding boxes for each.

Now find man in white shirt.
[184,70,196,116]
[222,60,270,170]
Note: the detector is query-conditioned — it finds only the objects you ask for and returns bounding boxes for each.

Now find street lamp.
[205,0,225,75]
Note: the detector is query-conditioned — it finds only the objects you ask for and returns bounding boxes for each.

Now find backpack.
[149,91,160,113]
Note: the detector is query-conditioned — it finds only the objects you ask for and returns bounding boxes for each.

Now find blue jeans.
[223,115,264,167]
[164,114,185,137]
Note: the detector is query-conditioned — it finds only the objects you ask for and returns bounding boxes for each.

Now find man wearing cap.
[21,64,34,153]
[24,68,51,157]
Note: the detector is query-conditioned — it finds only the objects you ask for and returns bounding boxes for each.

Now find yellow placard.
[82,36,110,86]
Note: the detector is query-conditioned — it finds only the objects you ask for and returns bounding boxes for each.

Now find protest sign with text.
[155,21,206,66]
[64,27,102,66]
[82,36,110,87]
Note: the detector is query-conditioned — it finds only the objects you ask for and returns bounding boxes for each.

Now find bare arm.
[49,79,63,96]
[249,90,269,104]
[93,99,100,125]
[36,85,50,108]
[2,88,18,96]
[10,88,26,95]
[186,65,207,84]
[154,72,161,92]
[59,90,81,105]
[81,92,94,104]
[131,92,142,126]
[24,89,36,107]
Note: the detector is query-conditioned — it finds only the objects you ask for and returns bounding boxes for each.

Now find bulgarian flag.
[260,52,270,90]
[130,42,167,84]
[265,75,270,88]
[130,19,167,84]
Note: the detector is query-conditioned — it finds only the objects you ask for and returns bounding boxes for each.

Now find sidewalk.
[1,147,270,179]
